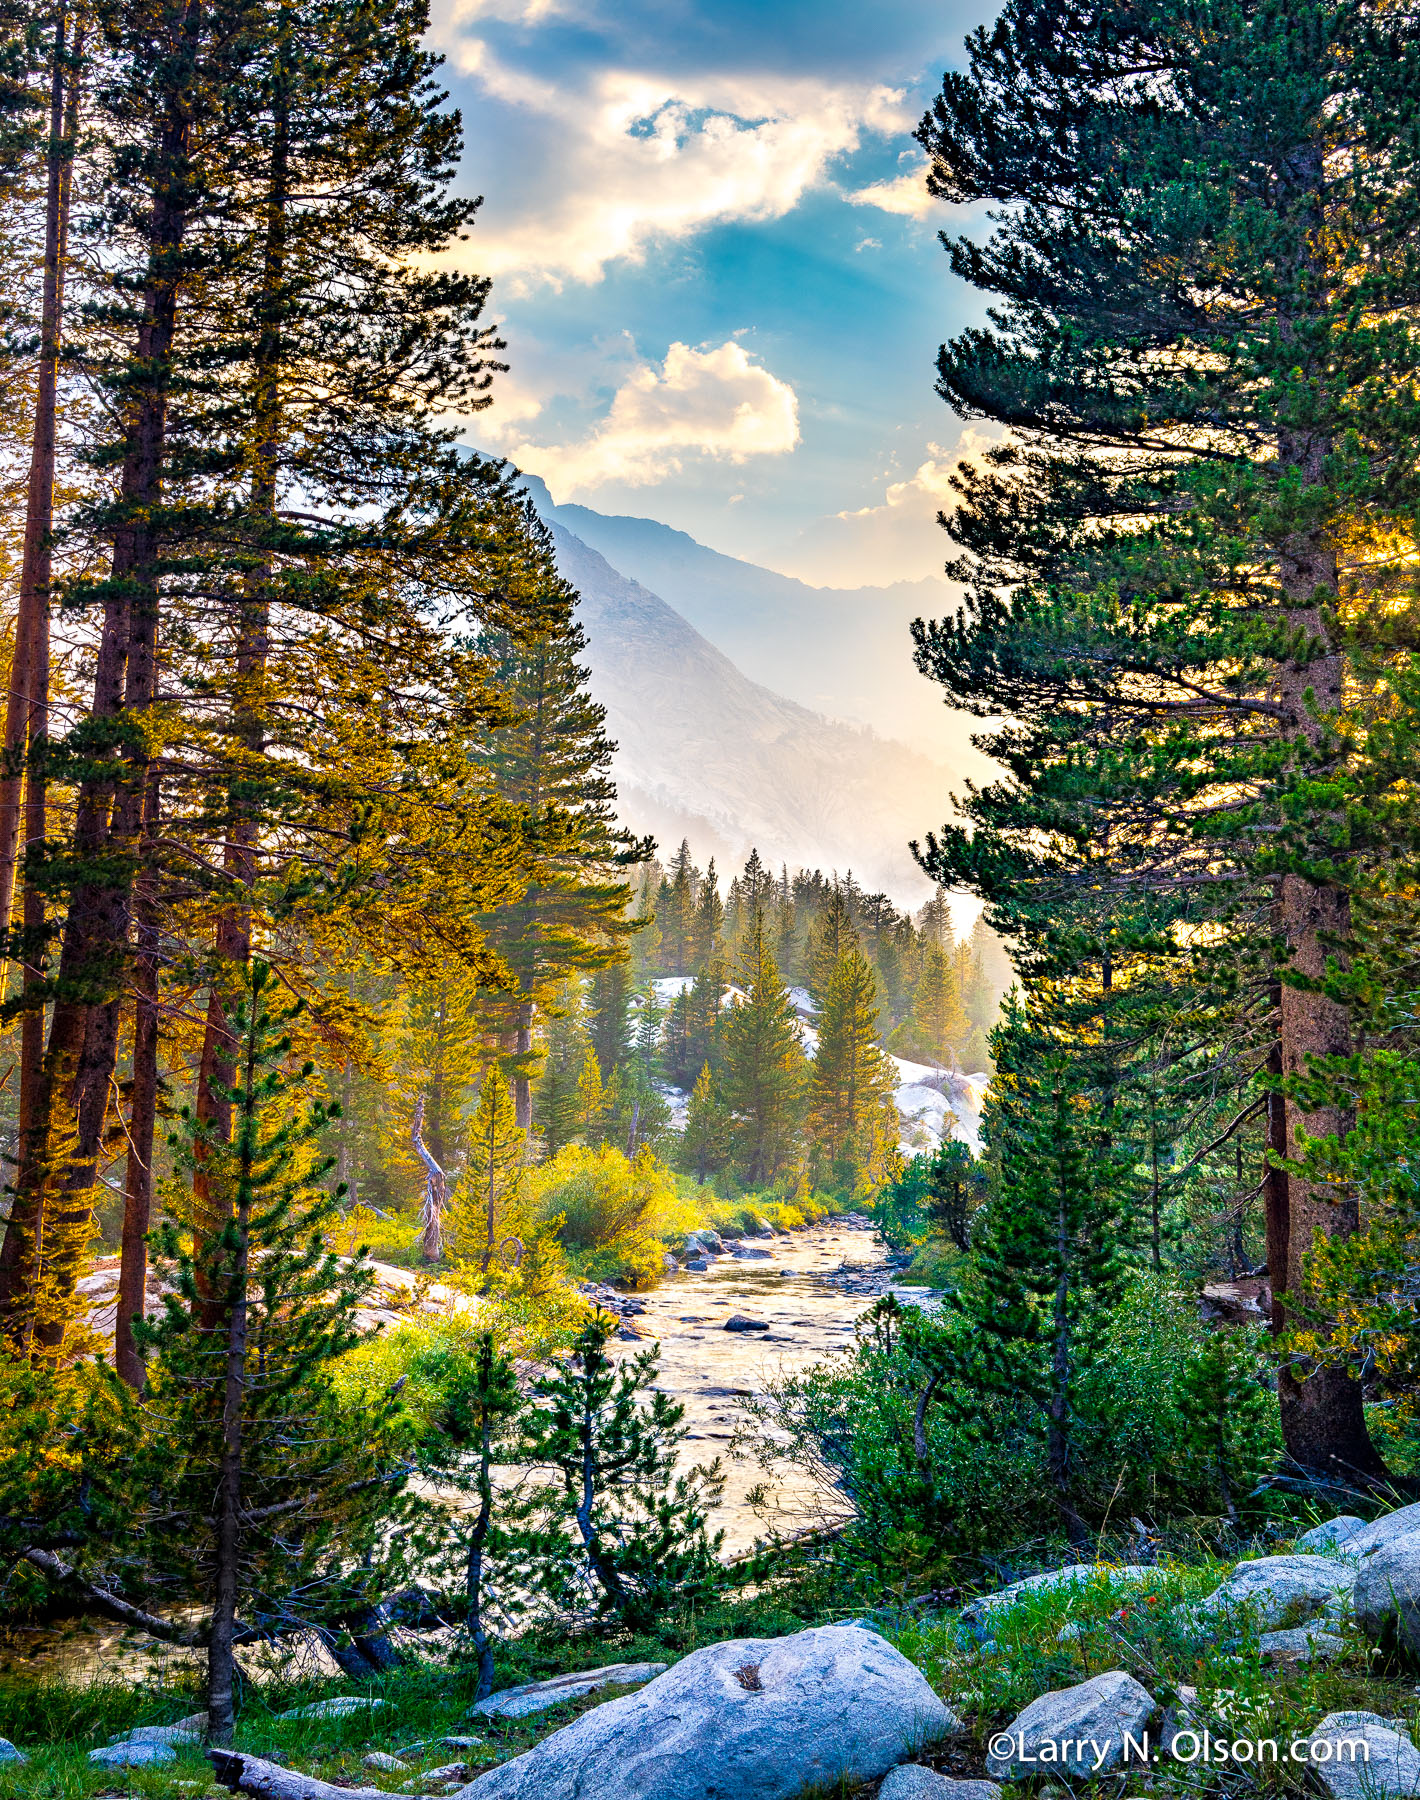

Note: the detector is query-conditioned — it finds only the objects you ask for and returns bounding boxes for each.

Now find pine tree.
[721,917,807,1187]
[805,884,855,1012]
[534,985,590,1156]
[101,965,411,1740]
[900,944,971,1069]
[587,958,632,1077]
[681,1062,732,1185]
[475,512,645,1129]
[955,1006,1129,1546]
[449,1066,527,1279]
[518,1313,724,1631]
[417,1329,523,1699]
[911,0,1420,1477]
[575,1044,609,1148]
[807,946,900,1199]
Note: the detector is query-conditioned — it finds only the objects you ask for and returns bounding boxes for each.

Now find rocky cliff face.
[550,521,955,899]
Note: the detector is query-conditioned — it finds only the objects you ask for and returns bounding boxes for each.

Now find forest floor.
[5,1532,1420,1800]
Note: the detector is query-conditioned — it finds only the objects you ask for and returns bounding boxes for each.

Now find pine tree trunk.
[0,13,80,1342]
[513,992,533,1130]
[1049,1193,1089,1550]
[0,12,79,976]
[466,1417,496,1702]
[209,1186,252,1744]
[1274,491,1384,1480]
[2,0,202,1350]
[117,796,161,1389]
[193,61,285,1289]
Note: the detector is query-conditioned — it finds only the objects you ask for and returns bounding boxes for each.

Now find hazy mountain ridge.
[523,477,994,778]
[548,521,953,899]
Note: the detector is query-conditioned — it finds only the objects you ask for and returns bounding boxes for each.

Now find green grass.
[8,1527,1420,1800]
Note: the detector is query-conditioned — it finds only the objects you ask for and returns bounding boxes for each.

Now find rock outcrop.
[454,1625,960,1800]
[985,1671,1156,1780]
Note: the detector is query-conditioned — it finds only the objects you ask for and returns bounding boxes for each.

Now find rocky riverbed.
[1,1218,932,1680]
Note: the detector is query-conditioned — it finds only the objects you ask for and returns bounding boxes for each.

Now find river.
[1,1219,918,1682]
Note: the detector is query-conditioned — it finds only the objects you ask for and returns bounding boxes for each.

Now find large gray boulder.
[1355,1537,1420,1655]
[469,1663,666,1720]
[683,1230,723,1256]
[1296,1516,1369,1556]
[961,1564,1165,1636]
[984,1671,1156,1779]
[879,1771,1001,1800]
[1307,1712,1420,1800]
[1350,1504,1420,1558]
[1194,1555,1354,1629]
[454,1625,960,1800]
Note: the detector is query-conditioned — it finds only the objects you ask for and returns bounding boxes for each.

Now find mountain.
[546,520,955,901]
[522,477,996,780]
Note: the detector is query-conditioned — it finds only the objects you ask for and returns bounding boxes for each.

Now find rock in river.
[723,1314,769,1332]
[455,1624,961,1800]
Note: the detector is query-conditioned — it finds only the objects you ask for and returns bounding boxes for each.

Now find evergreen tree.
[476,515,645,1129]
[899,944,971,1069]
[691,858,724,972]
[533,985,590,1157]
[955,1007,1129,1546]
[575,1044,609,1148]
[417,1330,523,1700]
[518,1313,724,1631]
[680,1062,732,1185]
[449,1066,526,1279]
[100,965,410,1740]
[805,884,855,1011]
[807,946,900,1199]
[721,918,807,1187]
[587,958,633,1077]
[911,0,1420,1477]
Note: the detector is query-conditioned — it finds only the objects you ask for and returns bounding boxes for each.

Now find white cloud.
[767,428,1006,586]
[489,340,801,494]
[848,160,935,218]
[430,10,912,289]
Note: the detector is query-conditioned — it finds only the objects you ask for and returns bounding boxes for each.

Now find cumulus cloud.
[489,340,801,494]
[848,159,936,218]
[432,9,912,289]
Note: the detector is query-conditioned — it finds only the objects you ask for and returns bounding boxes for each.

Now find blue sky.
[431,0,999,585]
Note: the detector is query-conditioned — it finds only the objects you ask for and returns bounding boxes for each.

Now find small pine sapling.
[418,1329,524,1700]
[100,964,414,1742]
[519,1311,724,1631]
[1177,1330,1273,1530]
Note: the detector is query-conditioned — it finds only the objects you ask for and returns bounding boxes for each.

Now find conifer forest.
[5,0,1420,1795]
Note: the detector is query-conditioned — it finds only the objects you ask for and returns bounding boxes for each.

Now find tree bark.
[210,1750,416,1800]
[192,49,284,1266]
[116,799,161,1389]
[208,1152,253,1742]
[0,10,81,1346]
[1,0,203,1353]
[1273,517,1384,1479]
[0,11,80,972]
[411,1097,446,1262]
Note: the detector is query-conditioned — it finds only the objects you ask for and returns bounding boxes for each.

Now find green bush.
[533,1145,690,1288]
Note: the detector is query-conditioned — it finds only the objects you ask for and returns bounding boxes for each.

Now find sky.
[429,0,1000,588]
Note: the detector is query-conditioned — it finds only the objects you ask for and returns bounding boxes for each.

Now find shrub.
[533,1145,690,1288]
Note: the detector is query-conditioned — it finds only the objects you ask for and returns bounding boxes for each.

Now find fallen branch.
[209,1749,418,1800]
[23,1550,206,1645]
